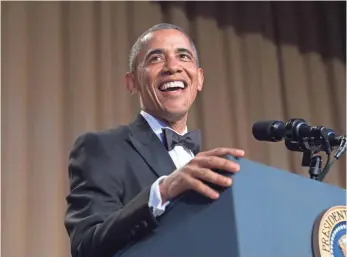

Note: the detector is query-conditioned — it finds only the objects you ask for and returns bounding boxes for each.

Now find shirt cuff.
[148,176,170,217]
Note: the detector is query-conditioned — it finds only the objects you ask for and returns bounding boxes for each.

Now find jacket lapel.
[127,114,177,178]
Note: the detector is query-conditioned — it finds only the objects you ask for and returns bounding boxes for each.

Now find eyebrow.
[144,48,195,62]
[176,48,194,58]
[144,49,164,62]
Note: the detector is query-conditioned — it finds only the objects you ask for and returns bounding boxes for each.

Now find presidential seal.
[313,206,347,257]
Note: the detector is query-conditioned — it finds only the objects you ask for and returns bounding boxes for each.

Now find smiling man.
[64,23,245,257]
[125,26,204,133]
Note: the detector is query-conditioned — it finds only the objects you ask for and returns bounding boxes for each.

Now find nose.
[162,56,182,74]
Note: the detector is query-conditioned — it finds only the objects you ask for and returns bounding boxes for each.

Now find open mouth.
[158,81,186,92]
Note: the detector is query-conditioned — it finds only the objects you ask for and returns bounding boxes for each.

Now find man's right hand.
[159,147,245,203]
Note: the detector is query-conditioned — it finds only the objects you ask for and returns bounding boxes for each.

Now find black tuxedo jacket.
[64,114,200,257]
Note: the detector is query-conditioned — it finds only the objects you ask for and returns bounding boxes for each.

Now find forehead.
[138,29,194,58]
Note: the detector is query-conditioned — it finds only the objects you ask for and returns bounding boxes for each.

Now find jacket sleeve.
[64,132,159,257]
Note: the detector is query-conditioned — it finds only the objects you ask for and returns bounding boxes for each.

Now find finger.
[192,168,232,187]
[186,175,220,199]
[200,147,245,158]
[195,156,240,172]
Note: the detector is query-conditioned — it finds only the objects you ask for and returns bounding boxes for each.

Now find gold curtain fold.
[2,2,345,257]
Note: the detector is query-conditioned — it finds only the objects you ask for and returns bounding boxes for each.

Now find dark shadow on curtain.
[156,1,346,64]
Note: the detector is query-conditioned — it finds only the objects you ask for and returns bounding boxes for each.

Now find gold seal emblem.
[313,205,347,257]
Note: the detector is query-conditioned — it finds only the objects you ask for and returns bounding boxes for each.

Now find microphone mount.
[282,118,343,181]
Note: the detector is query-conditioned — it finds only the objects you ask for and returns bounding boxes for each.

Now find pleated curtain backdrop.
[2,1,346,257]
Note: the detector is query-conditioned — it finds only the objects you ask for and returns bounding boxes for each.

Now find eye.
[149,55,163,63]
[179,53,192,61]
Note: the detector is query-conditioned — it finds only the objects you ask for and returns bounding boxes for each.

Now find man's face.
[126,29,204,122]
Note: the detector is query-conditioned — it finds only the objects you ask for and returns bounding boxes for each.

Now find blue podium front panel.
[116,157,346,257]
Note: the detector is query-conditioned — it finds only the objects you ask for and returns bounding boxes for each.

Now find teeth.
[160,81,185,90]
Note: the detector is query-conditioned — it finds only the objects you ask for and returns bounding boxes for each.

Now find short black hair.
[128,23,200,72]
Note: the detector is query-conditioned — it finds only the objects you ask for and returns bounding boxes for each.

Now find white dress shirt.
[140,110,195,217]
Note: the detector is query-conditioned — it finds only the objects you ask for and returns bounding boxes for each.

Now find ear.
[197,68,204,91]
[125,72,139,95]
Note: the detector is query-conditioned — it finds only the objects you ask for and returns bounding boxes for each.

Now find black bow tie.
[162,128,201,153]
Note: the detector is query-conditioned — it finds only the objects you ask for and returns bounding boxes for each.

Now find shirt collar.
[140,110,188,142]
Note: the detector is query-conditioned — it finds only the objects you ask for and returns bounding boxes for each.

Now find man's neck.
[166,117,187,134]
[143,110,188,134]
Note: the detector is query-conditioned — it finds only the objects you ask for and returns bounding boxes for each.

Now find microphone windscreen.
[252,120,285,142]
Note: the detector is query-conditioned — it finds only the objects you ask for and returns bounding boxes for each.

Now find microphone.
[252,118,346,182]
[252,118,343,149]
[252,120,285,142]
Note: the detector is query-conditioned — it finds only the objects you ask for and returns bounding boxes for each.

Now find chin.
[161,108,188,122]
